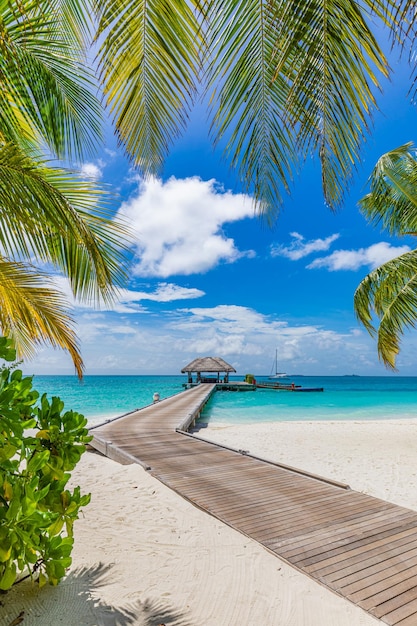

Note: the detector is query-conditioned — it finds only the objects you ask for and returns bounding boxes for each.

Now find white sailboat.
[268,349,288,379]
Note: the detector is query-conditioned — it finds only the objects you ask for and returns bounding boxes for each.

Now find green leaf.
[48,517,64,537]
[0,562,17,590]
[0,542,12,563]
[27,450,50,474]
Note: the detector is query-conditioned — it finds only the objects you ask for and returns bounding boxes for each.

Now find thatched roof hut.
[181,357,236,383]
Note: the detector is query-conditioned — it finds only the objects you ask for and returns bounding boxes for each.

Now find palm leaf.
[0,257,84,378]
[355,143,417,368]
[392,1,417,80]
[354,250,417,369]
[0,141,130,304]
[359,143,417,235]
[96,0,402,214]
[48,0,95,46]
[96,0,202,174]
[204,0,296,219]
[265,0,394,209]
[0,0,102,159]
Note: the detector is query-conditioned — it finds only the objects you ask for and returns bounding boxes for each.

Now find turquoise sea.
[30,374,417,427]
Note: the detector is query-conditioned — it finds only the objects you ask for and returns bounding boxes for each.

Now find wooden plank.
[334,551,417,593]
[309,536,417,580]
[279,511,417,559]
[348,570,417,603]
[377,597,417,623]
[283,514,417,563]
[296,526,417,569]
[359,575,417,610]
[324,544,417,586]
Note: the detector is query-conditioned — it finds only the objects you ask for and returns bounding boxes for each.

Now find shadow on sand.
[1,563,194,626]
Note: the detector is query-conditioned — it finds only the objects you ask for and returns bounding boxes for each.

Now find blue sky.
[28,50,417,377]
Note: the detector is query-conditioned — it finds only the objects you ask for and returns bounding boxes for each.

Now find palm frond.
[271,0,396,209]
[354,250,417,369]
[95,0,401,214]
[0,0,102,159]
[0,141,131,304]
[391,1,417,83]
[0,257,84,378]
[96,0,202,174]
[204,0,296,219]
[48,0,95,46]
[359,143,417,235]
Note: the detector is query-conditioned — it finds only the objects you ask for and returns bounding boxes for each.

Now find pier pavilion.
[181,356,236,385]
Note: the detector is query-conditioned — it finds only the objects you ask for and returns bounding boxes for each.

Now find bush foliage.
[0,337,91,590]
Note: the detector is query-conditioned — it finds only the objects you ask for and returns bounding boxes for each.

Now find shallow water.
[29,374,417,426]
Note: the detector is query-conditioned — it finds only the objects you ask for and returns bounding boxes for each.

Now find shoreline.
[3,418,417,625]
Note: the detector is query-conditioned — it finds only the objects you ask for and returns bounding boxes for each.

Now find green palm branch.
[359,143,417,235]
[0,142,130,304]
[95,0,202,174]
[0,1,133,374]
[0,257,84,377]
[1,0,101,160]
[355,143,417,369]
[275,0,394,208]
[354,251,417,370]
[0,140,131,374]
[96,0,401,213]
[204,0,296,218]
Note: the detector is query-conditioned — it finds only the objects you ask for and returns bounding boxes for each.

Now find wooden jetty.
[90,385,417,625]
[183,381,256,391]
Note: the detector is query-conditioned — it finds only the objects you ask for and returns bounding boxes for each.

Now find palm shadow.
[1,563,194,626]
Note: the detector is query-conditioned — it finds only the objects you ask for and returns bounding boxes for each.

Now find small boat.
[291,387,324,392]
[268,349,288,379]
[255,380,324,392]
[256,381,301,390]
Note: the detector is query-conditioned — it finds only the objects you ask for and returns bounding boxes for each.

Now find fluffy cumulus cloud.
[307,242,411,271]
[117,176,256,277]
[271,232,340,260]
[80,162,104,180]
[168,305,376,373]
[27,301,415,376]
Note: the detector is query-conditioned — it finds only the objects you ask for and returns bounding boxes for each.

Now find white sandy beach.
[3,419,417,626]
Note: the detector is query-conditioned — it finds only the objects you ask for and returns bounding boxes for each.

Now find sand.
[3,419,417,626]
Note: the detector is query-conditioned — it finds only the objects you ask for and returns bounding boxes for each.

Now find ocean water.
[30,375,186,426]
[28,374,417,427]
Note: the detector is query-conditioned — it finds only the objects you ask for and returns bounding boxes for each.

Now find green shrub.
[0,337,91,590]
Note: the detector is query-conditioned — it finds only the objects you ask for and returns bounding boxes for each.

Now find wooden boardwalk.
[90,384,417,625]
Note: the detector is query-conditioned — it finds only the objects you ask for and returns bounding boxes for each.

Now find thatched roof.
[181,357,236,373]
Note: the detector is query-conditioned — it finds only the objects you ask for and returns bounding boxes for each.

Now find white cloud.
[307,242,411,271]
[80,162,103,180]
[51,276,204,313]
[26,301,413,376]
[170,305,367,369]
[117,176,256,277]
[143,282,205,302]
[271,232,340,260]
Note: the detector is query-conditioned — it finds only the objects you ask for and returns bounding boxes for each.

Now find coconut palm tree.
[354,143,417,369]
[1,0,129,377]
